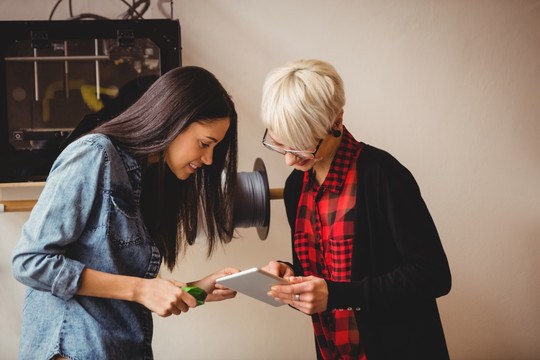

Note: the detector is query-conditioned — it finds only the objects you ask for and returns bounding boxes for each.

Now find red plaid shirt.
[294,128,366,360]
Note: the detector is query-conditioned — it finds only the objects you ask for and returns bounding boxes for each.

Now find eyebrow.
[204,136,219,143]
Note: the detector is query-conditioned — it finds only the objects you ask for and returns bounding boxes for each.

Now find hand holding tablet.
[216,267,290,307]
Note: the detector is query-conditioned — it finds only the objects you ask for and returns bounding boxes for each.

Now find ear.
[334,109,344,129]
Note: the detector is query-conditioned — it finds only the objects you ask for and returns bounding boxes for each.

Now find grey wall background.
[1,1,539,359]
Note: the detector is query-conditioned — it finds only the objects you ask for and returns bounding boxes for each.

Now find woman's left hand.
[268,275,328,315]
[189,267,240,302]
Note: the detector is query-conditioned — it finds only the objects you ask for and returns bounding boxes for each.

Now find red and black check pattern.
[293,128,366,359]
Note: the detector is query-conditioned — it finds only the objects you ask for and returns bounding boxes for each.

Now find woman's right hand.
[262,261,294,278]
[134,278,198,317]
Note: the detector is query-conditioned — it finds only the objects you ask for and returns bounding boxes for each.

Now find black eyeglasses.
[261,129,323,159]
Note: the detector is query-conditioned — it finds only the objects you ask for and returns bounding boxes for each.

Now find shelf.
[0,182,46,188]
[0,200,38,212]
[0,184,283,213]
[0,182,44,212]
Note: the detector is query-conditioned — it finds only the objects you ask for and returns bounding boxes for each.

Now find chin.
[294,161,315,172]
[174,170,191,180]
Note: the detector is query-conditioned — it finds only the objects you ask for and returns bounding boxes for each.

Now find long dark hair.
[91,66,238,269]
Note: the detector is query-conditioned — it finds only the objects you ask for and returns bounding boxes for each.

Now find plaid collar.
[309,126,363,194]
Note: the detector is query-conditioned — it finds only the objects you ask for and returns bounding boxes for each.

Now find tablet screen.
[216,267,290,307]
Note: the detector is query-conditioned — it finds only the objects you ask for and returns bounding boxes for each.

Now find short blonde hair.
[261,59,345,149]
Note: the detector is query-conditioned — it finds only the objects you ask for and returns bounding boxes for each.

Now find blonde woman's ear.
[331,110,344,137]
[335,109,344,125]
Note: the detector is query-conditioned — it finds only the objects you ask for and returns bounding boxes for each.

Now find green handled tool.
[181,286,207,306]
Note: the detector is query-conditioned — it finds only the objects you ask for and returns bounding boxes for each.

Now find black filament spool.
[234,158,270,240]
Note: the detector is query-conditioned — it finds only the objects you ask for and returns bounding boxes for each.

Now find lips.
[188,163,200,173]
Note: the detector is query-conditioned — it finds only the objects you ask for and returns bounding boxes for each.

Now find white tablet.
[216,267,290,307]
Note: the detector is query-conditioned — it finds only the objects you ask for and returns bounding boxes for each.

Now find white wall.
[1,1,539,359]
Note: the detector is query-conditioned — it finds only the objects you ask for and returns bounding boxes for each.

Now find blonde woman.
[261,59,451,360]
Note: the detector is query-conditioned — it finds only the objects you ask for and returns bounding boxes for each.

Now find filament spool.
[234,158,270,240]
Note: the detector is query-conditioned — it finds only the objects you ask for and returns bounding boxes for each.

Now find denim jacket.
[12,134,162,360]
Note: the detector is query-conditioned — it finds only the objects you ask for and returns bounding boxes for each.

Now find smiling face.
[165,117,230,180]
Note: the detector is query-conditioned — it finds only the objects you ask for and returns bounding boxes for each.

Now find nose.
[285,152,301,166]
[201,148,213,166]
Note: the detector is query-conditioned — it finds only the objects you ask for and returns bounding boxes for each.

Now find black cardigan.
[283,144,451,360]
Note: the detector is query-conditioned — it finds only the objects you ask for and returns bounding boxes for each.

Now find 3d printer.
[0,19,181,182]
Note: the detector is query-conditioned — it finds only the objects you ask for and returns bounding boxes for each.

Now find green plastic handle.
[181,286,207,306]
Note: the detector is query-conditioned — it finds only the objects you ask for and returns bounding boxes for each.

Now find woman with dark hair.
[12,66,240,360]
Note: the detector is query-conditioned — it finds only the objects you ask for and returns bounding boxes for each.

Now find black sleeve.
[283,169,305,276]
[326,147,451,314]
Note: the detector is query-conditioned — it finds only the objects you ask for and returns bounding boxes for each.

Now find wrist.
[129,277,146,303]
